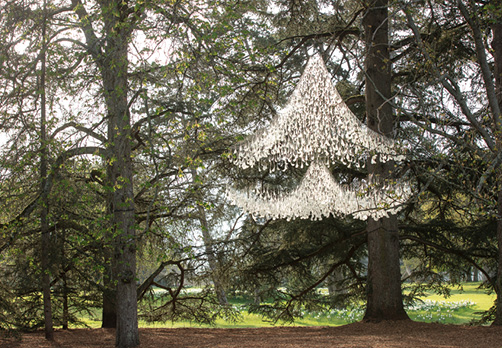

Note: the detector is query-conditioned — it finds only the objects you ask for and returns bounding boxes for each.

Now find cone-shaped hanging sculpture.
[231,53,404,170]
[228,54,409,221]
[227,161,410,221]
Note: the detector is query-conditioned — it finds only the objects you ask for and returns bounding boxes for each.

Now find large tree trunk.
[495,187,502,325]
[365,216,408,320]
[100,1,139,345]
[101,262,117,329]
[72,0,138,343]
[362,0,409,322]
[492,16,502,326]
[105,52,139,348]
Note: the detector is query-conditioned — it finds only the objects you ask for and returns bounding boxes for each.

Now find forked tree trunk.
[362,0,409,322]
[67,0,139,343]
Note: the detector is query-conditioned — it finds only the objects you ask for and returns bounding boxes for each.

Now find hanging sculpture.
[227,53,409,221]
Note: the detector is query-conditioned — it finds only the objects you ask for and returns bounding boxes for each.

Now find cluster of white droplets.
[227,161,410,221]
[228,53,410,221]
[231,54,404,170]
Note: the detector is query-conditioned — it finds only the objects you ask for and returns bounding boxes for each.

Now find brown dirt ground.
[1,321,501,348]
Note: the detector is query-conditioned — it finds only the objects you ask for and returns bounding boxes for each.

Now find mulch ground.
[2,321,501,348]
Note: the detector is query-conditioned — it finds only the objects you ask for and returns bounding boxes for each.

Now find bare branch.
[51,121,107,143]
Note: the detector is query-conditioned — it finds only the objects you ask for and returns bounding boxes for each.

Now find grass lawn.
[78,282,495,328]
[405,282,495,324]
[419,282,494,310]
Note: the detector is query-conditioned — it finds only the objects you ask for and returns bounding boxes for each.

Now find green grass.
[76,282,496,329]
[418,282,494,311]
[405,282,495,324]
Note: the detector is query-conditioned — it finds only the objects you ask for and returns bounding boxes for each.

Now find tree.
[5,0,502,334]
[228,1,410,322]
[0,1,83,333]
[398,0,502,324]
[1,0,144,344]
[1,0,259,342]
[362,0,409,321]
[234,215,368,322]
[39,0,54,338]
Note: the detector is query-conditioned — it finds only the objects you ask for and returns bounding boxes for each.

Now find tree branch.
[0,147,107,233]
[404,8,496,151]
[457,0,502,131]
[71,0,103,63]
[51,121,107,143]
[137,260,183,301]
[400,234,493,283]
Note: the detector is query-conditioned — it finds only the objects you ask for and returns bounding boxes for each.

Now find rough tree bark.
[362,0,409,322]
[491,6,502,326]
[97,0,139,345]
[102,174,117,328]
[101,252,117,329]
[101,15,139,348]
